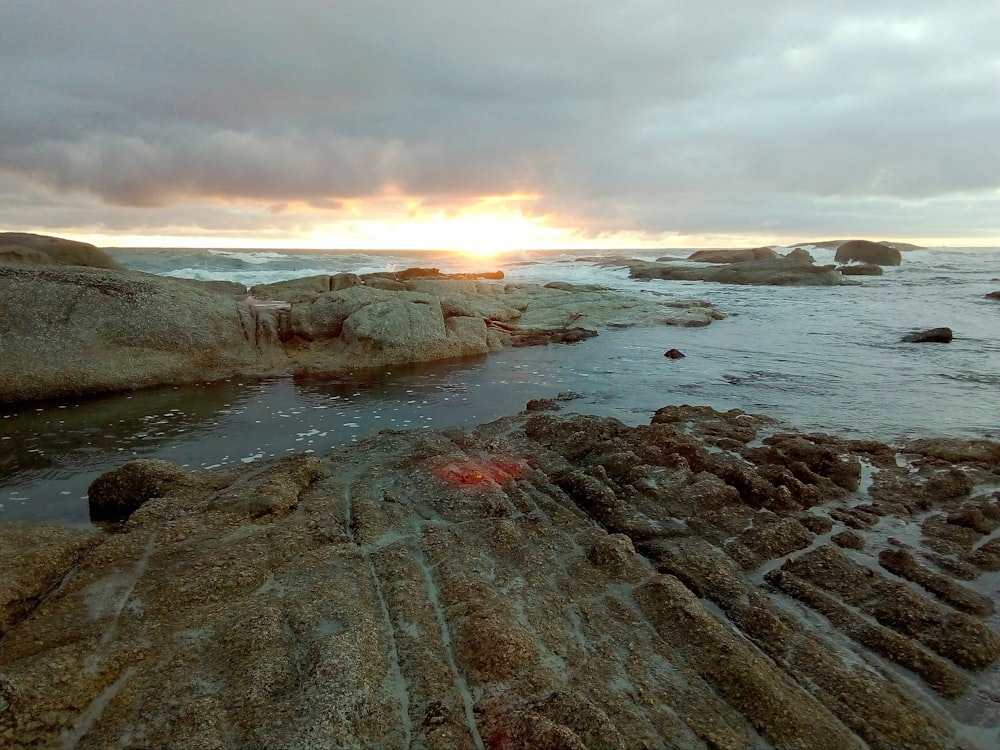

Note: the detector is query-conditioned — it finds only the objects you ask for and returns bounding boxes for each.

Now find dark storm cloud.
[2,0,999,240]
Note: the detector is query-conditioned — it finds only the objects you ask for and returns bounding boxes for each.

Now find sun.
[309,194,576,254]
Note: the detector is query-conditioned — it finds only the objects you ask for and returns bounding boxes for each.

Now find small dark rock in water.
[556,391,585,401]
[838,264,883,276]
[901,327,953,343]
[986,291,1000,300]
[525,398,560,412]
[664,348,686,359]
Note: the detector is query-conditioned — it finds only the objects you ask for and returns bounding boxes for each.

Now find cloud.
[2,0,999,243]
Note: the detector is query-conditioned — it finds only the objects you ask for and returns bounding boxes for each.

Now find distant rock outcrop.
[834,240,902,266]
[838,264,884,276]
[0,232,124,270]
[626,255,855,286]
[686,246,779,263]
[2,405,996,748]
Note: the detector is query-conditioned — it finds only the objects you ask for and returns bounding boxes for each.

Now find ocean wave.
[208,250,293,264]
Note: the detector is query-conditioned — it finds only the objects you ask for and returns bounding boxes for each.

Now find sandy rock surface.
[2,406,997,749]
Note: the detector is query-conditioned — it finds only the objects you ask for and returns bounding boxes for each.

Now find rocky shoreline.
[0,233,722,405]
[2,404,999,748]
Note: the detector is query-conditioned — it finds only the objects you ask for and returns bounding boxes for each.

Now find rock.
[834,240,902,266]
[784,247,815,262]
[524,398,560,412]
[0,405,990,749]
[686,246,779,263]
[0,265,277,403]
[901,327,953,343]
[0,524,102,635]
[502,325,598,347]
[664,348,685,359]
[87,458,190,522]
[838,263,884,276]
[251,275,333,302]
[627,256,855,286]
[985,291,1000,300]
[661,300,727,326]
[0,232,124,270]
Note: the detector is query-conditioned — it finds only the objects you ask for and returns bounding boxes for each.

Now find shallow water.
[3,245,998,525]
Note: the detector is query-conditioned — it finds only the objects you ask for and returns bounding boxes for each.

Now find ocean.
[3,245,999,525]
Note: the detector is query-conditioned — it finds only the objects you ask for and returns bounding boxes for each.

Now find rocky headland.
[0,235,722,404]
[2,405,999,748]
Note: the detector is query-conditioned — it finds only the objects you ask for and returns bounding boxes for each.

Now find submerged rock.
[2,406,995,748]
[901,327,954,343]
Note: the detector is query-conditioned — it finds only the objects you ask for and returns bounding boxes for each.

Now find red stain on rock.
[430,456,525,487]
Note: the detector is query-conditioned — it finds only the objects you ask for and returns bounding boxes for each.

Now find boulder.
[901,327,953,343]
[664,348,686,359]
[87,458,190,522]
[834,240,902,266]
[687,246,779,263]
[0,265,276,403]
[986,291,1000,301]
[0,232,124,270]
[838,264,883,276]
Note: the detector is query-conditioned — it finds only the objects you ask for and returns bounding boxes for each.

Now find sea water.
[2,245,998,525]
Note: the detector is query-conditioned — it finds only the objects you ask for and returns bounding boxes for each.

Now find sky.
[2,1,999,250]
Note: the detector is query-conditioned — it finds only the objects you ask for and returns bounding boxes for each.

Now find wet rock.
[664,348,685,359]
[87,458,190,522]
[1,406,993,749]
[901,327,953,343]
[687,246,779,263]
[504,326,598,347]
[832,529,865,550]
[834,239,902,266]
[838,263,883,276]
[525,398,561,412]
[986,290,1000,300]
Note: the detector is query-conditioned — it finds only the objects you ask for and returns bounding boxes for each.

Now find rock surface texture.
[0,250,723,404]
[2,406,998,749]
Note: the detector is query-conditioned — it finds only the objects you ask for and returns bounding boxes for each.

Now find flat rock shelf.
[2,405,999,749]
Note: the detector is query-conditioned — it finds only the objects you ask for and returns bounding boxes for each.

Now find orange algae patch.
[430,456,526,487]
